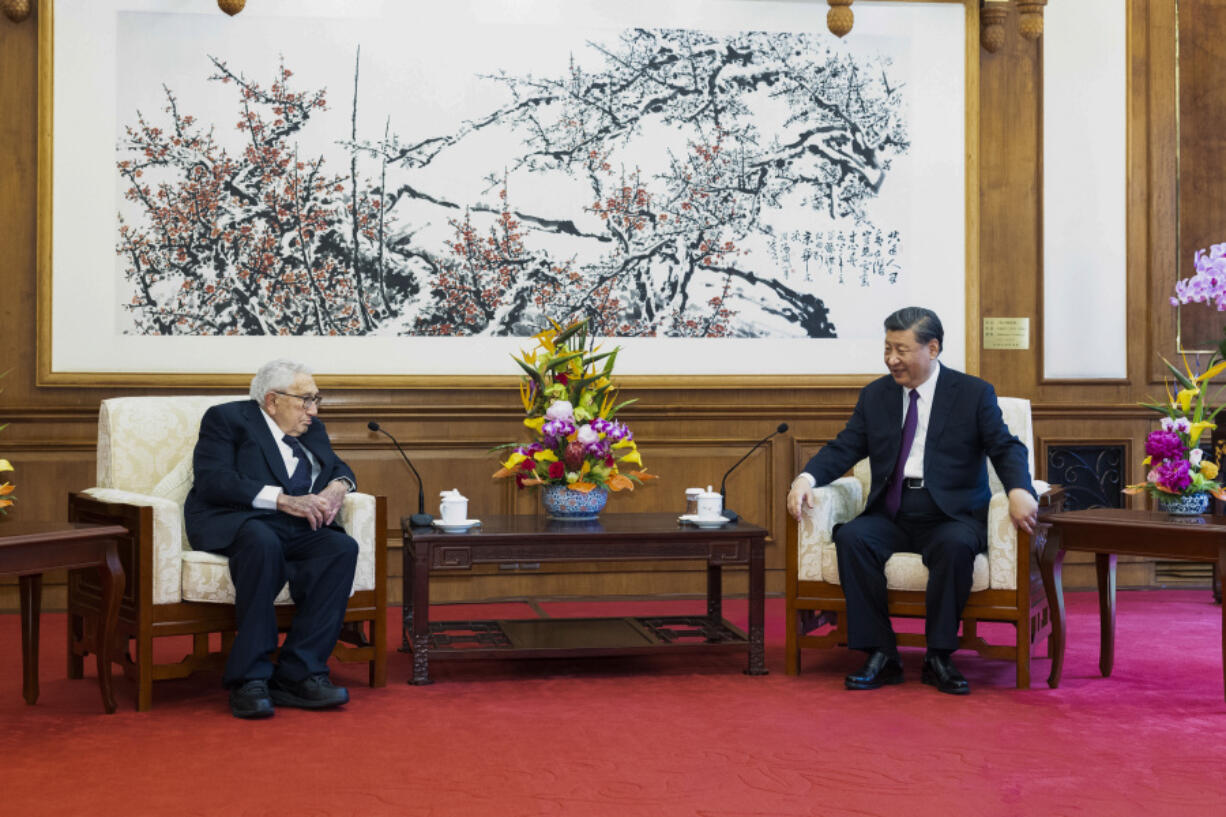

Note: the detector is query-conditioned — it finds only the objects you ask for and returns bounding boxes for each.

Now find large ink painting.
[48,0,968,379]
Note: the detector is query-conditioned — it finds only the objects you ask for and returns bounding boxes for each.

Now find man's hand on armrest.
[1008,487,1039,535]
[318,480,349,526]
[276,492,332,530]
[787,476,816,521]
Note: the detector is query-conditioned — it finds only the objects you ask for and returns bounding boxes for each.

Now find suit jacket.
[802,365,1034,542]
[184,399,356,552]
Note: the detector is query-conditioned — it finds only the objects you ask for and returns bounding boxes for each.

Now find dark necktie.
[282,434,313,496]
[884,389,920,518]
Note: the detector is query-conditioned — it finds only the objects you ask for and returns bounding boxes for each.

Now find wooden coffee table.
[0,521,127,713]
[401,512,768,685]
[1040,508,1226,700]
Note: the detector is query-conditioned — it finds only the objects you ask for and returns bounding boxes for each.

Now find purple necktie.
[884,389,919,518]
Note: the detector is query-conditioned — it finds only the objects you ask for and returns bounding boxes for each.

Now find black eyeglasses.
[273,391,323,408]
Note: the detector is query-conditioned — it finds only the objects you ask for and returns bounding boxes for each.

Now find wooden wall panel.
[977,8,1042,399]
[0,4,1213,613]
[1175,0,1226,352]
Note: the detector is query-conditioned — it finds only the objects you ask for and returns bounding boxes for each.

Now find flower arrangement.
[0,459,13,515]
[493,318,655,494]
[0,370,14,515]
[1126,276,1226,501]
[1132,241,1226,502]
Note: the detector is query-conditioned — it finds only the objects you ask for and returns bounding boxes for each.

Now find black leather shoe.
[269,674,349,709]
[844,650,904,690]
[229,679,274,719]
[922,653,971,695]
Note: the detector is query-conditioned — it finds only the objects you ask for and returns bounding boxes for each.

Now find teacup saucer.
[678,514,731,529]
[432,518,481,533]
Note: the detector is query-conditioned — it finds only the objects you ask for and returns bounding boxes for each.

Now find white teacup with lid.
[695,485,723,520]
[685,487,703,515]
[439,489,468,524]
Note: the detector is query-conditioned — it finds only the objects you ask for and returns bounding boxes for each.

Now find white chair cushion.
[80,487,186,606]
[797,476,863,583]
[96,396,242,494]
[181,550,293,605]
[820,546,990,592]
[150,455,194,507]
[339,492,378,595]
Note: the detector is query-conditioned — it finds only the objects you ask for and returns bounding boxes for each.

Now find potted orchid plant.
[492,318,654,519]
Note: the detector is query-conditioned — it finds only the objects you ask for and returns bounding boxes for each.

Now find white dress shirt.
[794,363,942,488]
[901,362,941,479]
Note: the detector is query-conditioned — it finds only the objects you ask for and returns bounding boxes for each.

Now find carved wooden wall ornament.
[1,0,31,24]
[826,0,854,38]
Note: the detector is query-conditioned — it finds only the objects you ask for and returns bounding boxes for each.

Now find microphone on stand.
[368,421,433,527]
[719,423,789,522]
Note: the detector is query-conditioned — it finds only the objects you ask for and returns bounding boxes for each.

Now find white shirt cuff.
[330,476,356,493]
[253,485,282,510]
[794,473,816,489]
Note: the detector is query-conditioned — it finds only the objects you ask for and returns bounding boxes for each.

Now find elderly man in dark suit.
[786,307,1038,695]
[185,359,358,718]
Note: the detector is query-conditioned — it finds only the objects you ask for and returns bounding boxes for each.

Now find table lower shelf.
[409,615,750,661]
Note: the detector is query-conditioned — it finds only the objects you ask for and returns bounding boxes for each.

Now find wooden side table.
[1041,508,1226,701]
[0,521,128,713]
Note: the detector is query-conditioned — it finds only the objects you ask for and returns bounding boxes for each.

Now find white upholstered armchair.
[67,396,387,711]
[785,397,1061,688]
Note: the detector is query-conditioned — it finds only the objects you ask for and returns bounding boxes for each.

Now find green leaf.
[606,397,638,417]
[513,356,546,388]
[568,373,605,393]
[582,350,617,369]
[1138,401,1174,415]
[1161,356,1196,390]
[602,348,620,376]
[545,351,583,372]
[551,320,587,348]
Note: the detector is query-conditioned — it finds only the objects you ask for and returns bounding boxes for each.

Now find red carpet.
[1,591,1224,817]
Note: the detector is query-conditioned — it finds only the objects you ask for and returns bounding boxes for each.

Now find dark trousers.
[218,514,358,688]
[834,486,983,653]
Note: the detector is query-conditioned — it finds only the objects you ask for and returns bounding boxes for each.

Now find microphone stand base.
[721,509,740,522]
[409,512,434,528]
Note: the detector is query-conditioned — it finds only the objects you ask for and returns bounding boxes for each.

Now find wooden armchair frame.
[785,488,1064,688]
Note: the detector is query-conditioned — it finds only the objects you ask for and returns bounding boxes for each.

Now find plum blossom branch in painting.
[116,27,909,339]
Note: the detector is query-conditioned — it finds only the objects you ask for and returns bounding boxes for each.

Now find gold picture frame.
[36,0,980,388]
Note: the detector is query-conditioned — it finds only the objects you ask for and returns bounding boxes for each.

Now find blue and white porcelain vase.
[1156,491,1210,515]
[541,484,609,520]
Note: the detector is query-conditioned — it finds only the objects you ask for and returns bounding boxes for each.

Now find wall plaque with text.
[983,317,1030,350]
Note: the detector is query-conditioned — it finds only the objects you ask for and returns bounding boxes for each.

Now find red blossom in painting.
[116,56,398,336]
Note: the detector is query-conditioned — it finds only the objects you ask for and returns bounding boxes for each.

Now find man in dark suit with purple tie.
[185,359,358,718]
[786,307,1038,695]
